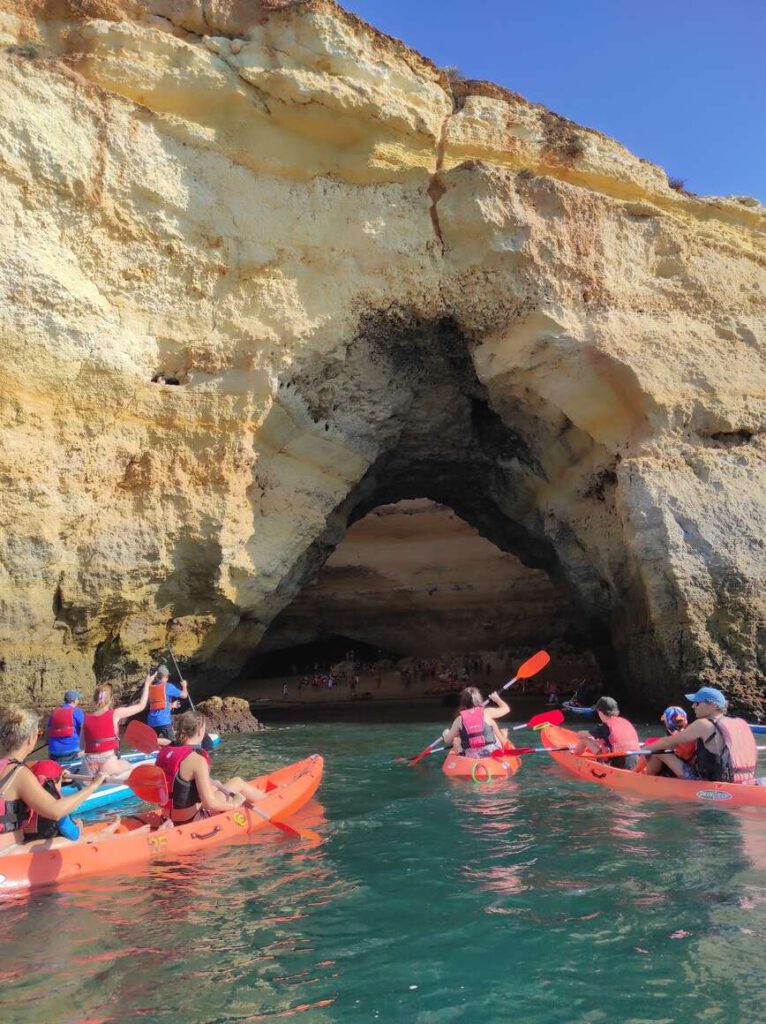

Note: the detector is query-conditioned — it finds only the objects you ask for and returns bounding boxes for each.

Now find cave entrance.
[238,498,604,701]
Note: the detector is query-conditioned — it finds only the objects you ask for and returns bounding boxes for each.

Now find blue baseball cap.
[64,689,81,703]
[685,686,726,709]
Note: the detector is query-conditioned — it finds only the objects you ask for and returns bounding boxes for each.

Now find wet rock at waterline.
[0,1,764,711]
[195,697,265,735]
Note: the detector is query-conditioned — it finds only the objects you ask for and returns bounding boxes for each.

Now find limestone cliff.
[0,0,764,709]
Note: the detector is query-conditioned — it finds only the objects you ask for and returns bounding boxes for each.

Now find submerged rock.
[0,1,764,712]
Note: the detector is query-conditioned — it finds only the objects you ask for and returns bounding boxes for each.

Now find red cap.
[31,760,64,782]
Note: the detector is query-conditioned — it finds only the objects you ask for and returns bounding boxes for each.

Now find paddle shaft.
[168,647,195,710]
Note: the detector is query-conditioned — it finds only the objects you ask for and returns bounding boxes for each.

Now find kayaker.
[441,686,510,758]
[573,696,640,769]
[0,706,109,852]
[21,760,122,848]
[147,665,188,742]
[156,711,266,824]
[642,706,697,778]
[46,690,85,766]
[642,686,758,784]
[82,674,153,780]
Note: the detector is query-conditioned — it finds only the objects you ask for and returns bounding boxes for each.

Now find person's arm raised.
[485,691,510,719]
[114,672,154,725]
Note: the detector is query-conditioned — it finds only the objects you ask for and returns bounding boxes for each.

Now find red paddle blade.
[126,765,168,804]
[528,709,564,729]
[407,741,439,766]
[124,719,159,755]
[515,650,551,679]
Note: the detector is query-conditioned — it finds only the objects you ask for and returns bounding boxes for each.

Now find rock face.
[0,0,764,710]
[196,696,264,734]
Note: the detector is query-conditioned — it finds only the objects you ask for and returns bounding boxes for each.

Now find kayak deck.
[541,725,766,808]
[442,745,521,780]
[0,754,323,893]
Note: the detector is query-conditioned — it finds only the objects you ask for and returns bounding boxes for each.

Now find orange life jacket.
[704,716,758,784]
[602,716,640,753]
[149,682,168,712]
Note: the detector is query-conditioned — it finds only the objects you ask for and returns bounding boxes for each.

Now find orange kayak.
[542,725,766,808]
[442,746,521,781]
[0,755,323,894]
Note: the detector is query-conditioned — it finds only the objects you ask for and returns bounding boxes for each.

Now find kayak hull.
[442,747,521,780]
[542,725,766,808]
[0,754,323,894]
[562,703,594,718]
[750,725,766,735]
[62,733,220,774]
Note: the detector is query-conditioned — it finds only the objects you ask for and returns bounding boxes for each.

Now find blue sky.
[346,0,765,201]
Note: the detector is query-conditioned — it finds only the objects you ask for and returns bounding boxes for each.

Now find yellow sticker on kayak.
[233,810,247,827]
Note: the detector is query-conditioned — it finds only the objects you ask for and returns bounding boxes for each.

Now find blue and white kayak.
[62,733,220,774]
[60,734,220,815]
[750,724,766,735]
[562,702,594,718]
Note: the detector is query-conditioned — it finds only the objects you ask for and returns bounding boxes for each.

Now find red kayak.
[0,755,323,894]
[442,745,521,781]
[541,725,766,808]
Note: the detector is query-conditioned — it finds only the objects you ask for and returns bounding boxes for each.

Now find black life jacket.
[23,778,61,841]
[0,759,28,834]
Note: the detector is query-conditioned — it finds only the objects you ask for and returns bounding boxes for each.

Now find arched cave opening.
[234,498,608,704]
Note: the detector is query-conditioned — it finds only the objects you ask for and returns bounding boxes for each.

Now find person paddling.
[441,686,510,758]
[82,675,152,780]
[46,689,85,766]
[643,686,757,783]
[21,760,123,849]
[642,706,697,778]
[0,706,109,852]
[573,696,640,769]
[146,665,188,743]
[156,711,266,824]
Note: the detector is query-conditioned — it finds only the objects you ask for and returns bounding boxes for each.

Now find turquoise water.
[3,719,766,1023]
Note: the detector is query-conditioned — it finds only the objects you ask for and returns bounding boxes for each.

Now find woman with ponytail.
[82,672,153,779]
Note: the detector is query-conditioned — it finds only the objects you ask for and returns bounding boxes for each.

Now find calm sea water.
[2,720,766,1024]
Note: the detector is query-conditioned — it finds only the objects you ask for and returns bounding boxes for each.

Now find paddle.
[168,646,195,711]
[64,764,167,799]
[124,718,160,755]
[512,709,564,731]
[241,799,320,842]
[402,650,551,765]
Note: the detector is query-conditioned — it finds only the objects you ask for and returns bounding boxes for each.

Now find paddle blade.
[528,709,563,728]
[515,650,551,679]
[124,719,159,755]
[126,765,168,805]
[407,740,440,766]
[248,801,319,842]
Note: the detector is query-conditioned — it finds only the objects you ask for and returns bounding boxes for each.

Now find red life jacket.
[715,717,758,784]
[0,758,28,834]
[156,743,210,813]
[83,711,119,754]
[602,716,640,753]
[48,705,75,739]
[149,682,168,713]
[459,707,491,750]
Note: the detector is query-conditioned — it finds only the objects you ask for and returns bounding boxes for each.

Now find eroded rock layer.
[258,499,585,660]
[0,0,764,709]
